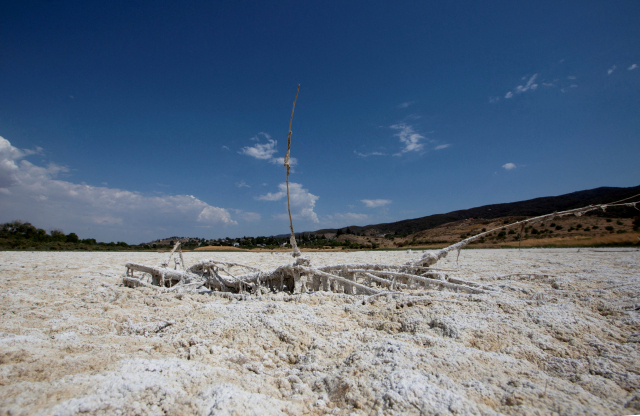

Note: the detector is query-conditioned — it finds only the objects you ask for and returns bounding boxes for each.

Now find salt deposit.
[0,249,639,415]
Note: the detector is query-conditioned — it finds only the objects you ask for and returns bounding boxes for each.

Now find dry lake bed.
[0,249,639,415]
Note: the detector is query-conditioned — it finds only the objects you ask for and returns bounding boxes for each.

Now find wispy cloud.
[434,144,450,150]
[361,199,391,208]
[329,212,370,222]
[236,181,250,188]
[256,182,319,222]
[390,123,427,154]
[270,156,297,166]
[232,209,261,221]
[515,74,539,93]
[629,64,638,71]
[505,74,540,98]
[607,65,617,75]
[0,136,238,242]
[222,145,230,151]
[397,101,415,109]
[567,75,577,80]
[354,151,386,158]
[502,162,516,170]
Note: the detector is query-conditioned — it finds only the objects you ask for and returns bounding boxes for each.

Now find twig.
[285,84,301,258]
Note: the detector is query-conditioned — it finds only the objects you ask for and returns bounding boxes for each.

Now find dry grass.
[498,232,640,248]
[193,246,247,252]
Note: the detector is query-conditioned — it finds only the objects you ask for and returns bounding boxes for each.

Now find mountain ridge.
[309,184,640,237]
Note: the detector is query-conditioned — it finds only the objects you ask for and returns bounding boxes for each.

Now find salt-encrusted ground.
[0,249,639,415]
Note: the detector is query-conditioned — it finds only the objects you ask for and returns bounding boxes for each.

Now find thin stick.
[285,84,301,257]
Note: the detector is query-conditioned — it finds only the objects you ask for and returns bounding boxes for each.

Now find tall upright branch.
[284,85,301,257]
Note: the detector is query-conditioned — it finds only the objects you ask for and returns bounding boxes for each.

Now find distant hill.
[312,184,640,236]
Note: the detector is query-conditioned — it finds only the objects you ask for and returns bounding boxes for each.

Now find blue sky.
[1,1,639,243]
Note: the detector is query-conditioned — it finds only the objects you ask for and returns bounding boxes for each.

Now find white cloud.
[567,75,577,80]
[502,163,516,170]
[434,144,450,150]
[629,64,638,71]
[397,101,415,109]
[240,134,298,168]
[505,91,513,99]
[0,136,239,242]
[222,145,230,151]
[542,82,554,87]
[361,199,391,208]
[354,151,386,157]
[389,123,427,154]
[239,139,277,160]
[198,206,236,224]
[256,182,319,222]
[489,96,500,103]
[608,65,617,75]
[236,181,250,188]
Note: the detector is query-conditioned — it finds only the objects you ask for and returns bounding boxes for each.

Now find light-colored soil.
[0,249,639,415]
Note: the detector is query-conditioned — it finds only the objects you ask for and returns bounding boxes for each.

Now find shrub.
[508,230,515,234]
[555,225,563,230]
[576,224,582,229]
[605,226,614,232]
[606,219,612,223]
[617,230,627,234]
[592,225,599,230]
[567,227,574,232]
[66,233,79,243]
[481,228,486,232]
[497,231,506,238]
[583,227,591,231]
[550,223,556,227]
[616,220,623,225]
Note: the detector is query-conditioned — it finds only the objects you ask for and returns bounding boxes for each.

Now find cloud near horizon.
[256,182,319,222]
[502,162,516,170]
[0,137,238,242]
[361,199,391,208]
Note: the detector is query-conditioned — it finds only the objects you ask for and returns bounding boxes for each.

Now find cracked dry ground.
[0,249,639,415]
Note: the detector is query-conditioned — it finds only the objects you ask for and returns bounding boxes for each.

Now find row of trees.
[0,221,131,250]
